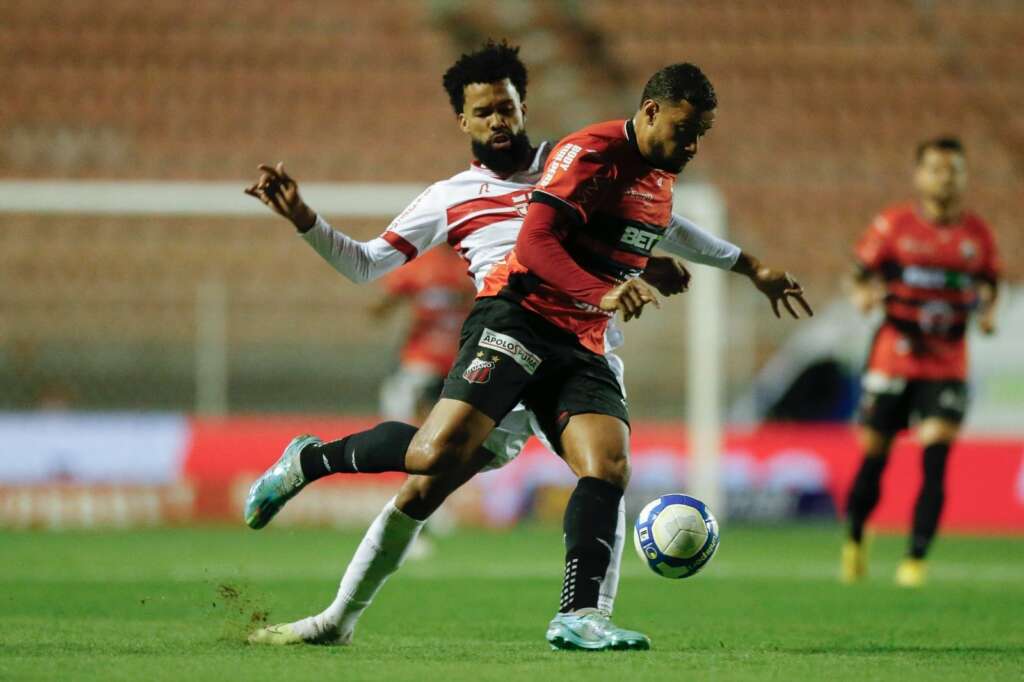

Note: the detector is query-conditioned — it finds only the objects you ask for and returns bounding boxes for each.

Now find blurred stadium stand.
[1,0,1020,414]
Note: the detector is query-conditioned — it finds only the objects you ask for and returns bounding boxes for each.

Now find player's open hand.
[244,162,317,232]
[752,266,813,319]
[640,256,691,297]
[600,278,660,322]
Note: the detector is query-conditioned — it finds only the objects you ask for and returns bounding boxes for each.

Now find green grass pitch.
[2,524,1022,681]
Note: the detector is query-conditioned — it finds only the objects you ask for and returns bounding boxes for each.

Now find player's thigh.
[409,398,497,471]
[529,353,632,486]
[912,380,967,445]
[858,371,912,438]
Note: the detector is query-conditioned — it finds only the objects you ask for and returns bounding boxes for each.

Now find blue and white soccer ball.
[633,494,720,579]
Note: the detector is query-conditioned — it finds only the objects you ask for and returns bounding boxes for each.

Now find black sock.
[847,454,888,543]
[559,477,623,614]
[298,421,418,482]
[910,442,950,559]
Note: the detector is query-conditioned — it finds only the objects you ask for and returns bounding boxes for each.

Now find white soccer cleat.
[248,618,348,646]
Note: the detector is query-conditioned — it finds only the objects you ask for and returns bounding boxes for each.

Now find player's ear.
[520,101,528,120]
[458,112,469,134]
[641,99,659,124]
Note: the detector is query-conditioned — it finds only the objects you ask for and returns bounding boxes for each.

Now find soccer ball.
[633,494,720,579]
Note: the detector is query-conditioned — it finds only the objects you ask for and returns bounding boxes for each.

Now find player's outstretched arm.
[244,162,435,284]
[731,252,813,319]
[244,162,318,232]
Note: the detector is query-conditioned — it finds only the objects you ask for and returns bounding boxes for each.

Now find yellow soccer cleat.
[895,558,927,588]
[839,540,867,584]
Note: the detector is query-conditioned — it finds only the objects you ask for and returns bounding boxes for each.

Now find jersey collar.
[625,119,642,158]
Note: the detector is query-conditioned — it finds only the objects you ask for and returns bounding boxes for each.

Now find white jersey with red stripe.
[302,143,551,292]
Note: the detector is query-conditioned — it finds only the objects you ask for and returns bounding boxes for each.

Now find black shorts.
[857,373,968,434]
[440,296,628,451]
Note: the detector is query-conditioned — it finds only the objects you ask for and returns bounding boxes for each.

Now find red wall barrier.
[182,418,1024,532]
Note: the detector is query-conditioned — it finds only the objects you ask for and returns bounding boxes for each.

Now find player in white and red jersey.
[244,47,807,651]
[842,137,1001,587]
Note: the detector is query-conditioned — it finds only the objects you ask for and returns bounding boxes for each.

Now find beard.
[471,131,532,174]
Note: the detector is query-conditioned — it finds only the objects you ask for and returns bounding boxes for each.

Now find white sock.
[597,497,625,615]
[306,496,425,642]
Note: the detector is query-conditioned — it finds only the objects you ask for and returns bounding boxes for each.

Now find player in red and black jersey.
[427,63,810,649]
[842,137,1001,587]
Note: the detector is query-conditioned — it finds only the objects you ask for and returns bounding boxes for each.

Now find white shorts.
[481,350,626,470]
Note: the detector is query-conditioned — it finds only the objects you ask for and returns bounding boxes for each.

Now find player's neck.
[918,197,962,226]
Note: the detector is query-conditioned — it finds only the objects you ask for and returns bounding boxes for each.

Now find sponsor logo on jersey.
[902,265,971,290]
[462,354,497,384]
[479,328,542,375]
[539,143,585,186]
[620,225,660,252]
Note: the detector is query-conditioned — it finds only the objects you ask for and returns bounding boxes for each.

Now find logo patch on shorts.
[479,328,542,375]
[462,354,497,384]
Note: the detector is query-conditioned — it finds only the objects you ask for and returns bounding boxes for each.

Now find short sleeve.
[379,184,448,262]
[531,140,615,223]
[854,213,893,272]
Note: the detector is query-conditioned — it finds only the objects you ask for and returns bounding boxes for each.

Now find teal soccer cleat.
[546,610,651,651]
[244,434,322,529]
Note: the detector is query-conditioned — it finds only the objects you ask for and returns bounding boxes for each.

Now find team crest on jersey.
[463,353,499,384]
[959,240,977,260]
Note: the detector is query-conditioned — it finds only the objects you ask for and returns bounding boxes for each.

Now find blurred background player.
[843,137,1001,587]
[373,245,474,425]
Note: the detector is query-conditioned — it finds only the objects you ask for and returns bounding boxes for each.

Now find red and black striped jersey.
[855,202,1000,379]
[480,119,676,354]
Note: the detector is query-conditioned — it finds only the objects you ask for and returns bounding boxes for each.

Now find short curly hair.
[442,40,528,114]
[640,63,717,111]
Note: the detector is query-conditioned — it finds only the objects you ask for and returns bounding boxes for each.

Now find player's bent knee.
[405,433,474,476]
[580,453,630,489]
[858,427,893,458]
[918,418,959,447]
